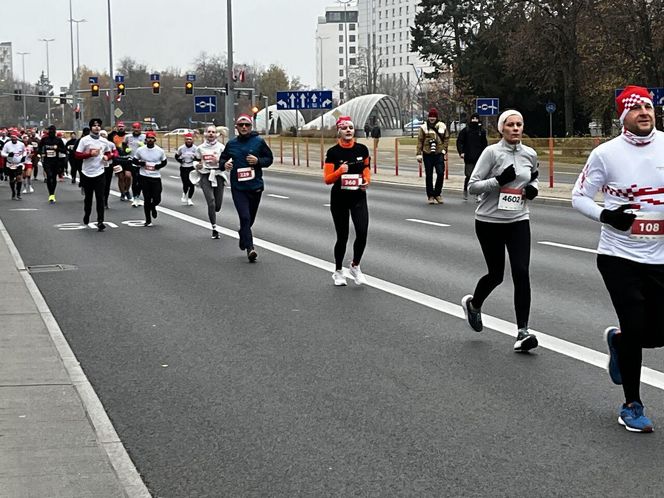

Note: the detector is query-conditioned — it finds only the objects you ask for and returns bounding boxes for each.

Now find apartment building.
[0,42,13,82]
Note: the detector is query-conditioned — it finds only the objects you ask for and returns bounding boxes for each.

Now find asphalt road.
[2,165,663,497]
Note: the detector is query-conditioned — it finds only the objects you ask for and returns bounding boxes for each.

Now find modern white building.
[0,42,12,82]
[315,2,359,102]
[357,0,432,89]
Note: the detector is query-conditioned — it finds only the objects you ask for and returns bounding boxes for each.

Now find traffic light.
[151,81,160,95]
[59,93,67,105]
[116,83,126,96]
[268,110,273,120]
[38,91,46,103]
[185,81,193,95]
[251,106,259,120]
[13,89,21,101]
[91,83,100,97]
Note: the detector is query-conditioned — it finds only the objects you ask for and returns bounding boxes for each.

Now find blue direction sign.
[545,102,556,113]
[186,74,196,82]
[615,87,664,106]
[476,98,500,116]
[114,75,125,83]
[150,73,160,82]
[194,95,217,114]
[88,76,98,84]
[276,90,333,110]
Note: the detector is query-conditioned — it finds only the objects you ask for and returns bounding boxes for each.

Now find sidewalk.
[0,221,149,497]
[267,161,577,206]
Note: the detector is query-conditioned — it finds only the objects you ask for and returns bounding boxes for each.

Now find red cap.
[9,131,18,137]
[145,131,156,138]
[117,121,125,127]
[132,122,142,129]
[335,116,354,129]
[235,114,253,125]
[184,132,193,138]
[428,108,439,118]
[616,86,653,122]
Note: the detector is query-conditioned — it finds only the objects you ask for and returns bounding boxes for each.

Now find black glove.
[524,185,538,200]
[530,170,539,182]
[600,204,636,231]
[496,165,516,186]
[7,152,14,158]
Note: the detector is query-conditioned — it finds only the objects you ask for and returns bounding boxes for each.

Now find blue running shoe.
[619,402,654,433]
[604,326,622,385]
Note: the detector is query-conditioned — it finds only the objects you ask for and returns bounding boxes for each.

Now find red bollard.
[395,139,399,176]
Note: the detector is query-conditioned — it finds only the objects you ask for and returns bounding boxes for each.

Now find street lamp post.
[315,35,330,89]
[38,38,55,125]
[17,52,29,128]
[225,0,236,138]
[69,1,86,131]
[106,0,115,128]
[338,0,352,101]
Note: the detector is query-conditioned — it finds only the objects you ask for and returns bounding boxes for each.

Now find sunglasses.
[237,122,252,127]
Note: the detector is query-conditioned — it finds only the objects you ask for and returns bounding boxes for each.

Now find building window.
[350,58,357,65]
[349,46,356,54]
[349,35,356,42]
[339,58,344,65]
[339,24,343,31]
[339,69,344,77]
[339,35,343,42]
[339,46,344,54]
[349,24,356,31]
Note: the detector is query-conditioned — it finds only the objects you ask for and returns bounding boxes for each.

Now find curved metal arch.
[302,94,402,131]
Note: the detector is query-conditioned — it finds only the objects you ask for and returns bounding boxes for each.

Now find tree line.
[410,0,664,137]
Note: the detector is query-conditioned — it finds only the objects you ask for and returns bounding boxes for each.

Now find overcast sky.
[5,0,337,91]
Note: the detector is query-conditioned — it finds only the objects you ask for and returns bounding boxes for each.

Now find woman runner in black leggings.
[324,116,371,286]
[461,109,540,352]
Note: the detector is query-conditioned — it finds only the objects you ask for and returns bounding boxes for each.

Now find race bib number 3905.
[498,187,524,211]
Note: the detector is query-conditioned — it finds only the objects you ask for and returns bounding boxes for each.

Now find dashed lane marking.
[538,241,598,254]
[406,218,450,227]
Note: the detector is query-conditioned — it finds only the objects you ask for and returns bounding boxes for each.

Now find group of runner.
[326,85,664,434]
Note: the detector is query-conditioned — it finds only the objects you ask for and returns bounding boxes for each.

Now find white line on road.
[169,175,180,180]
[406,218,451,227]
[267,194,290,199]
[538,241,598,254]
[146,202,664,391]
[9,208,39,211]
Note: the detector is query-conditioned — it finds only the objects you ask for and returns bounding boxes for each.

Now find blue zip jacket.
[220,131,273,191]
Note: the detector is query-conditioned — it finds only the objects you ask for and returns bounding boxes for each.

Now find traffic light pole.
[106,0,115,127]
[225,0,235,138]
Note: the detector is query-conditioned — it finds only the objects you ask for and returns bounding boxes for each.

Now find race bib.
[237,167,255,182]
[46,149,56,157]
[144,162,156,171]
[203,154,217,165]
[630,211,664,240]
[498,187,524,211]
[340,173,361,190]
[113,165,123,173]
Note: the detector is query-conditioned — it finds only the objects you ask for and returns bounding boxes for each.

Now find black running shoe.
[97,222,106,232]
[211,230,220,239]
[247,248,258,262]
[514,329,538,352]
[461,294,483,332]
[83,215,90,226]
[152,207,158,218]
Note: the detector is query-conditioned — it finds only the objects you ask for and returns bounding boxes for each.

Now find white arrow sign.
[322,99,332,107]
[289,94,296,108]
[300,94,307,107]
[277,99,287,108]
[311,94,318,103]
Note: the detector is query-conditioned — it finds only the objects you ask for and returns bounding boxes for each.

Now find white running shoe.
[29,186,34,193]
[348,263,368,285]
[332,270,347,286]
[181,193,187,203]
[187,198,194,206]
[22,187,27,194]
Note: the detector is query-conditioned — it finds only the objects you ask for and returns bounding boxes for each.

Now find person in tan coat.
[416,108,449,204]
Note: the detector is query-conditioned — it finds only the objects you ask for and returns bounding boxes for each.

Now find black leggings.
[131,166,142,198]
[44,162,59,195]
[472,219,531,329]
[597,254,664,405]
[81,173,105,224]
[231,188,262,250]
[103,166,114,205]
[180,166,195,198]
[7,167,23,195]
[141,176,162,223]
[330,190,369,270]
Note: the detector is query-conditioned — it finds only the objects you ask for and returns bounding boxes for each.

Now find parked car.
[403,119,424,134]
[164,128,195,136]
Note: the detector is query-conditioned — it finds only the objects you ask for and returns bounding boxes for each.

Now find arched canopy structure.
[255,105,304,134]
[302,94,401,131]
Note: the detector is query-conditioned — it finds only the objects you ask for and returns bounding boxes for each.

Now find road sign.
[114,75,125,83]
[194,95,217,114]
[88,76,98,84]
[150,73,160,82]
[545,102,556,113]
[276,90,333,110]
[476,98,500,116]
[615,87,664,106]
[114,108,124,118]
[186,74,196,82]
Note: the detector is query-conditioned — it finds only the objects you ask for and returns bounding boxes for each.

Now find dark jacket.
[370,125,381,139]
[38,135,66,166]
[220,131,273,191]
[456,122,488,165]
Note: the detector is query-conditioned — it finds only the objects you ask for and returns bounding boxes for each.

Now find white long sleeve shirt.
[76,135,111,178]
[195,140,224,170]
[572,130,664,264]
[134,145,166,178]
[1,140,26,168]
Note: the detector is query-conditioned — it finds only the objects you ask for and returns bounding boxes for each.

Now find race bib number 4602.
[498,187,524,211]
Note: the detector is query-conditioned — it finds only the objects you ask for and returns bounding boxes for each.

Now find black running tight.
[330,190,369,270]
[180,166,195,198]
[597,254,664,405]
[472,219,531,329]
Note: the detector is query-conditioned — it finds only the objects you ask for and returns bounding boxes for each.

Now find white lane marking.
[539,241,598,254]
[169,175,180,179]
[9,208,39,211]
[0,219,150,497]
[323,203,331,207]
[268,194,289,199]
[406,218,451,227]
[147,203,664,391]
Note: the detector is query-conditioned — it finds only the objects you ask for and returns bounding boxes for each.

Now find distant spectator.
[370,124,381,149]
[416,108,449,204]
[364,123,371,138]
[457,112,488,201]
